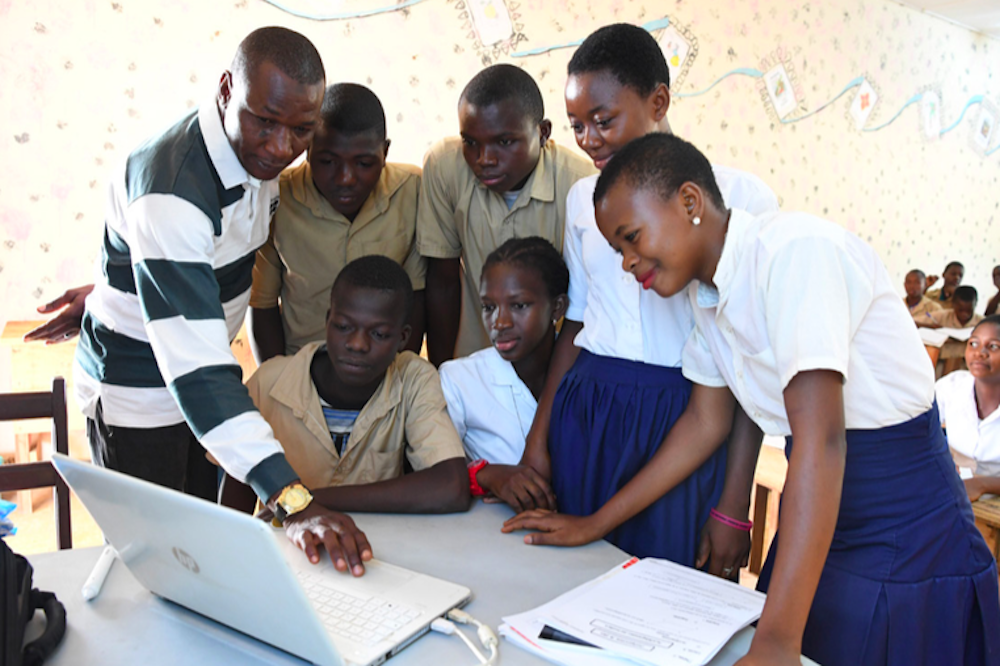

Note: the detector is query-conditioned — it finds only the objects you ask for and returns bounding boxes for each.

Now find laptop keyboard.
[297,570,423,647]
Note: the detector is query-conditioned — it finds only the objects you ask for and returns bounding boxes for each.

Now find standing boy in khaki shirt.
[245,256,469,513]
[418,65,594,364]
[250,84,425,362]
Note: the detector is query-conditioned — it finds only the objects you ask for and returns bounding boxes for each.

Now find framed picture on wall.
[849,78,878,131]
[656,22,698,91]
[763,64,797,119]
[920,89,943,141]
[970,100,997,156]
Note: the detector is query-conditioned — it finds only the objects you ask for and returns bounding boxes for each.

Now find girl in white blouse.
[439,237,568,509]
[561,133,997,666]
[937,315,1000,500]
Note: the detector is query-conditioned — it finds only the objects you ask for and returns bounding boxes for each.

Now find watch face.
[284,487,308,509]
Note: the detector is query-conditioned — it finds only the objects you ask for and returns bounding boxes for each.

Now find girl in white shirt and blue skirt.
[587,132,999,666]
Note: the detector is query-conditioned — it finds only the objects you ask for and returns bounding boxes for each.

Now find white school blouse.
[564,166,779,367]
[439,347,537,464]
[682,209,935,436]
[936,371,1000,476]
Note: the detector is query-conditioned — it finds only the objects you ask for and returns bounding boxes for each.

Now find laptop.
[52,454,472,666]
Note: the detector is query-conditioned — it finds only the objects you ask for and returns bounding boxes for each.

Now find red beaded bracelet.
[709,508,753,532]
[467,459,489,497]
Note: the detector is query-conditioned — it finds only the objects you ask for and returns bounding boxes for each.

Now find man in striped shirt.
[72,27,372,575]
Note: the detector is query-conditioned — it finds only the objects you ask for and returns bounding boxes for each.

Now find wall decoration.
[764,63,797,119]
[260,0,429,20]
[920,88,942,140]
[938,94,984,141]
[848,78,878,130]
[656,20,698,92]
[456,0,526,65]
[1,0,997,322]
[511,16,671,58]
[971,100,997,156]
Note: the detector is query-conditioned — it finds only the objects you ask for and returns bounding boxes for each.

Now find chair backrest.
[0,377,72,549]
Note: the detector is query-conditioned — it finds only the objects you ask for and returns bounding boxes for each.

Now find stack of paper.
[919,327,973,348]
[500,557,766,666]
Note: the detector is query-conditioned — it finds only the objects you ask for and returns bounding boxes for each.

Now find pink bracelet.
[709,508,753,532]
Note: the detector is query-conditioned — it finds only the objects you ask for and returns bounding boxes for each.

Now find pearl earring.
[692,216,701,226]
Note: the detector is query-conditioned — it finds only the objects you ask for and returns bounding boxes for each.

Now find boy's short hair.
[568,23,670,96]
[321,83,386,140]
[944,261,964,273]
[232,26,325,86]
[333,256,414,321]
[459,64,544,125]
[907,269,926,281]
[953,285,978,304]
[482,236,569,299]
[594,133,725,211]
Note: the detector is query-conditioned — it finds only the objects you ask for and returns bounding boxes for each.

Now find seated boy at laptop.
[250,83,425,362]
[232,255,470,514]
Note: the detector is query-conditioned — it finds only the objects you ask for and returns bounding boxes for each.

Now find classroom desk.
[972,494,1000,562]
[28,501,813,665]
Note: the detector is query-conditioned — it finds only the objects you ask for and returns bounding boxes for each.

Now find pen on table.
[82,545,117,601]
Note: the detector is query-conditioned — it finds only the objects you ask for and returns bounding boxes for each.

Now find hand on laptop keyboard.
[284,504,373,576]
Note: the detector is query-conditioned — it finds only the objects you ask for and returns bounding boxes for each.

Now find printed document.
[542,558,765,666]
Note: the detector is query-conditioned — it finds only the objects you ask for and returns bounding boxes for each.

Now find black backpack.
[1,539,66,666]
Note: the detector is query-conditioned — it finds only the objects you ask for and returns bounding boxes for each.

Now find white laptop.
[52,454,472,666]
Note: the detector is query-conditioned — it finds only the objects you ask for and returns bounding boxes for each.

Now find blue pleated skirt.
[548,350,727,564]
[757,404,1000,666]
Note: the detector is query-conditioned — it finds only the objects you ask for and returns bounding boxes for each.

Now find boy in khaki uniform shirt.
[903,269,942,324]
[250,84,425,362]
[246,256,469,513]
[418,65,594,364]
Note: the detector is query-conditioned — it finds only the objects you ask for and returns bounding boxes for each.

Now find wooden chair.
[0,377,72,549]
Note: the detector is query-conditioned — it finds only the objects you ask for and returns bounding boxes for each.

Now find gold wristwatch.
[272,482,314,524]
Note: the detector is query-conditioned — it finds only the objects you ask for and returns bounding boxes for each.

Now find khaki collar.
[473,139,557,206]
[267,342,406,446]
[287,161,409,228]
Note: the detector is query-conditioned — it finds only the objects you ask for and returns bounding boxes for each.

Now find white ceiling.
[895,0,1000,39]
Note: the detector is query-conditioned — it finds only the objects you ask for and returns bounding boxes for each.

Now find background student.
[439,237,567,509]
[239,256,469,514]
[903,268,941,322]
[925,260,965,308]
[585,133,998,666]
[985,265,1000,316]
[504,24,777,573]
[920,285,982,330]
[249,83,425,363]
[936,315,1000,501]
[417,64,593,366]
[921,285,985,377]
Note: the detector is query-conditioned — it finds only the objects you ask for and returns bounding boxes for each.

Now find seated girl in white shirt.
[520,133,998,666]
[936,315,1000,501]
[439,237,568,510]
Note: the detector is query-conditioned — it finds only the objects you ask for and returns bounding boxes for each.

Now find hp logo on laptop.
[172,547,200,574]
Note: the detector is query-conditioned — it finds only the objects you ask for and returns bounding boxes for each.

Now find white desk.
[28,501,808,665]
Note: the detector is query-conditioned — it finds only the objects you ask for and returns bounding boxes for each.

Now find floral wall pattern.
[1,0,997,325]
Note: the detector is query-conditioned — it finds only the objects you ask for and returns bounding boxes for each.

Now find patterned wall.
[1,0,997,324]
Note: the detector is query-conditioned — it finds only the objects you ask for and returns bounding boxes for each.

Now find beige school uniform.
[246,342,464,490]
[906,295,942,323]
[930,309,984,377]
[250,161,424,355]
[416,137,594,358]
[925,288,954,310]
